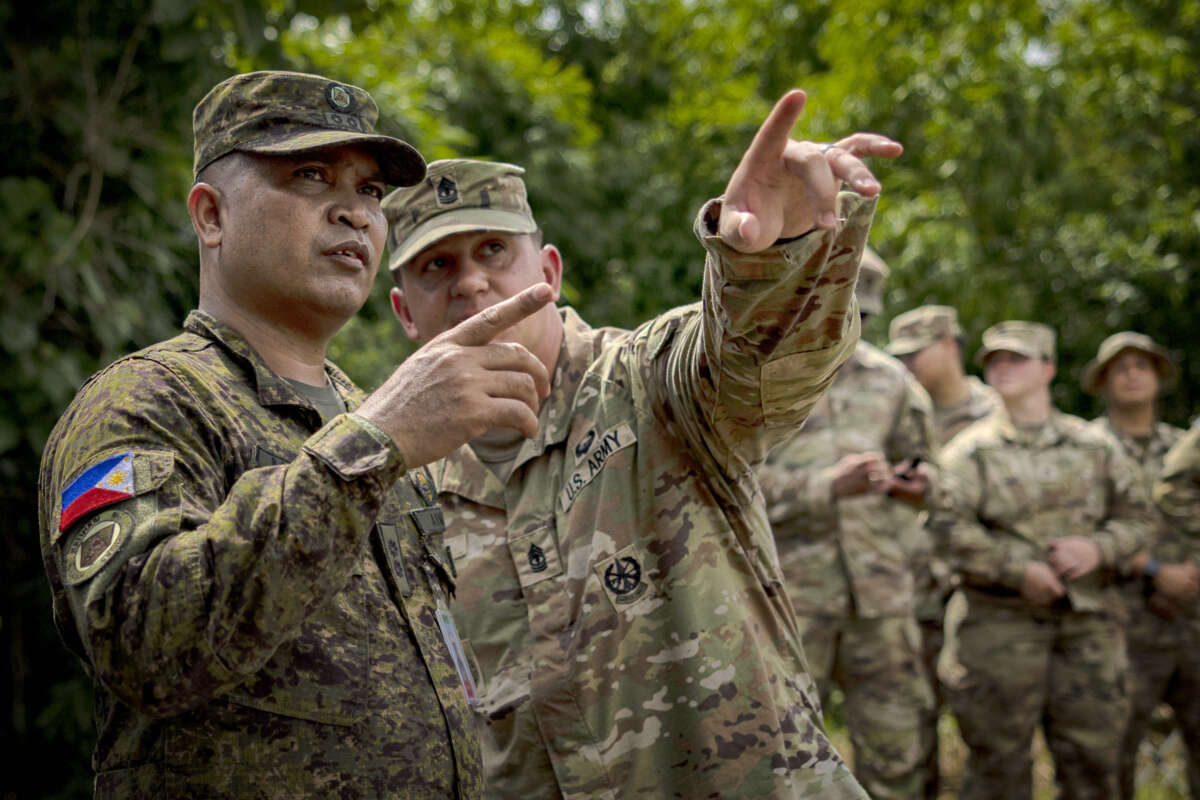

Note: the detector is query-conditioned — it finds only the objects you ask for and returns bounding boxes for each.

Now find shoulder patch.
[63,508,133,585]
[59,453,135,532]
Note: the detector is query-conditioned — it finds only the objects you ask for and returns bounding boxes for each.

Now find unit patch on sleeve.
[63,508,133,585]
[59,452,135,532]
[560,422,636,510]
[594,543,655,610]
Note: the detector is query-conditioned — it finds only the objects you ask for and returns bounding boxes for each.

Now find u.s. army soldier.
[382,91,902,798]
[759,251,937,800]
[930,321,1152,800]
[885,303,1001,800]
[38,70,560,798]
[1081,331,1199,798]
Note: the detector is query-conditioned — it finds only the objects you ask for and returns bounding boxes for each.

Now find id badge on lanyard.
[423,558,480,706]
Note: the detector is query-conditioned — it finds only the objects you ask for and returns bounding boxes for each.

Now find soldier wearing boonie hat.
[929,315,1151,799]
[1081,331,1194,799]
[1081,331,1177,396]
[37,70,501,799]
[974,319,1056,365]
[192,69,425,186]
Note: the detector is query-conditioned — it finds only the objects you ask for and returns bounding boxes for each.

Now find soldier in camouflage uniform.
[382,92,903,798]
[885,304,1002,800]
[1081,332,1199,798]
[758,250,937,800]
[929,321,1152,800]
[36,70,565,798]
[1154,419,1200,797]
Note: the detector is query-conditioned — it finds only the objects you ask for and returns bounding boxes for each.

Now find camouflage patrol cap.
[1080,331,1176,395]
[975,320,1056,365]
[383,159,537,275]
[855,247,890,316]
[193,70,425,186]
[885,305,963,357]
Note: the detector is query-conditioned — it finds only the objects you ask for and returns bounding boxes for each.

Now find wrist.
[1143,557,1162,580]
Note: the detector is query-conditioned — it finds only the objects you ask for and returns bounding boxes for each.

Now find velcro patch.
[63,509,133,585]
[560,422,636,510]
[59,452,134,532]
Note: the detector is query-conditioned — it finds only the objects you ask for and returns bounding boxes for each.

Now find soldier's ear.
[188,182,224,248]
[390,286,423,341]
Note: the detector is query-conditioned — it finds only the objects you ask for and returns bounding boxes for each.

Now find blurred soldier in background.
[931,321,1151,800]
[760,248,936,800]
[886,304,1001,799]
[1082,332,1199,798]
[1153,418,1200,796]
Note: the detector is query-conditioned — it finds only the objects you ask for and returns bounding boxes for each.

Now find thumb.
[440,283,555,346]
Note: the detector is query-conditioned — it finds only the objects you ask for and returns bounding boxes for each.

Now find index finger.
[742,89,808,166]
[441,283,555,347]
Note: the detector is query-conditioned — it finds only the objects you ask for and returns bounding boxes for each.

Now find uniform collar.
[994,405,1070,446]
[436,306,597,508]
[183,310,362,412]
[1097,415,1175,460]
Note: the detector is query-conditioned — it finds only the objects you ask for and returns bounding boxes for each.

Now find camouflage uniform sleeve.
[927,436,1029,589]
[758,458,838,532]
[38,358,407,718]
[886,374,936,468]
[1155,423,1200,558]
[650,191,874,492]
[1091,430,1153,567]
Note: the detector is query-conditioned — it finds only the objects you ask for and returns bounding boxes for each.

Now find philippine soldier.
[759,250,937,800]
[382,92,903,798]
[1153,418,1200,796]
[37,71,560,797]
[1081,332,1199,798]
[930,321,1152,800]
[885,304,1001,799]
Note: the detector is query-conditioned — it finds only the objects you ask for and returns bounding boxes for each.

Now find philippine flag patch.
[59,453,135,532]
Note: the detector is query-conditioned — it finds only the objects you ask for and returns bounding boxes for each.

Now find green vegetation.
[2,2,1196,796]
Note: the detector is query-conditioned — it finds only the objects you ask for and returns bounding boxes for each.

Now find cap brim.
[975,339,1040,366]
[388,208,539,274]
[1081,347,1178,395]
[885,336,934,357]
[238,129,426,187]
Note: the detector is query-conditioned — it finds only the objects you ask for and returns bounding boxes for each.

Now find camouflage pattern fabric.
[1136,419,1200,798]
[192,70,424,185]
[759,340,936,799]
[930,408,1152,800]
[38,311,481,799]
[436,192,877,799]
[795,614,933,800]
[931,375,1002,450]
[949,599,1129,800]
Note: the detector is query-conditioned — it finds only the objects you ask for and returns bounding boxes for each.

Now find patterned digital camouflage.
[38,312,482,799]
[192,70,425,185]
[1156,420,1200,547]
[759,339,936,799]
[1089,417,1198,800]
[930,408,1152,800]
[436,192,878,799]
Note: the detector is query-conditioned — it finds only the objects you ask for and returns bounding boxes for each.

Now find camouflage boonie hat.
[383,159,537,274]
[193,70,425,186]
[975,320,1056,365]
[1080,331,1176,395]
[855,247,890,316]
[885,305,963,356]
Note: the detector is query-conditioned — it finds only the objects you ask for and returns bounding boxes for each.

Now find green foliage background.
[1,1,1196,797]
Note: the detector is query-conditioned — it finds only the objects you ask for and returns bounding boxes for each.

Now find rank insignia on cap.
[64,509,133,585]
[325,82,356,113]
[436,176,459,205]
[59,453,136,532]
[528,542,548,573]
